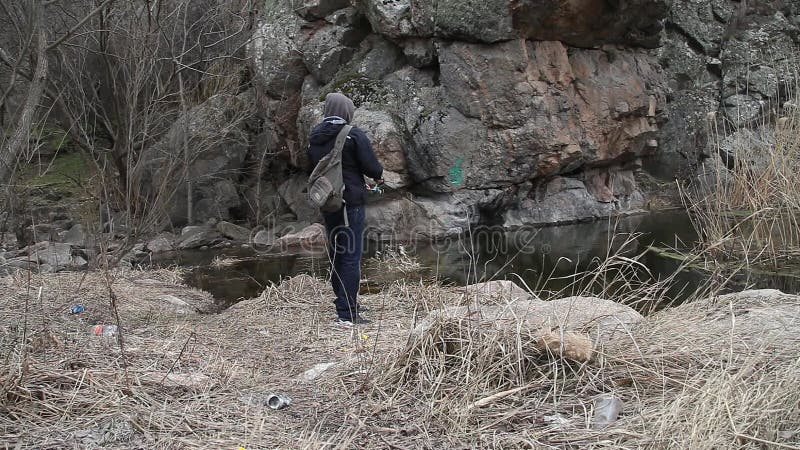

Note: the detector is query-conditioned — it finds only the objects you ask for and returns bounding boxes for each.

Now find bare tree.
[0,2,47,186]
[1,0,256,242]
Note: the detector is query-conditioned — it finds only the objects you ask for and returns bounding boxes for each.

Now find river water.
[173,210,800,309]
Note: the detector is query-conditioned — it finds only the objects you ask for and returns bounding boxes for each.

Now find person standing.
[307,93,383,325]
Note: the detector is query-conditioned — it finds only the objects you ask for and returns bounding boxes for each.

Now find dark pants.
[323,205,365,320]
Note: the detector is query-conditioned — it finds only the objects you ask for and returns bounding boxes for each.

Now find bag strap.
[331,125,353,160]
[334,125,352,227]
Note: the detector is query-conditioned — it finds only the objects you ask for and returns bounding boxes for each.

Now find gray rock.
[411,0,515,43]
[216,221,251,242]
[409,41,662,192]
[351,107,408,177]
[365,190,502,240]
[30,242,73,268]
[723,94,765,127]
[667,0,729,55]
[503,174,646,228]
[400,38,436,68]
[325,7,363,27]
[302,23,366,85]
[146,233,175,253]
[252,229,277,249]
[5,257,37,271]
[364,197,427,241]
[278,175,322,223]
[250,1,309,98]
[21,223,59,246]
[647,91,717,179]
[243,181,285,227]
[275,221,313,237]
[295,0,350,20]
[351,35,406,80]
[654,1,800,177]
[63,224,87,247]
[720,12,799,101]
[405,0,668,47]
[359,0,415,39]
[175,226,222,250]
[411,296,643,345]
[462,280,535,303]
[274,223,327,249]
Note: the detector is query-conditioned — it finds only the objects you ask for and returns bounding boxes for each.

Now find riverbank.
[1,268,798,449]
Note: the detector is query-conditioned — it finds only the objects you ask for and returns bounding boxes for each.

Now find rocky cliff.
[654,0,800,178]
[157,0,799,239]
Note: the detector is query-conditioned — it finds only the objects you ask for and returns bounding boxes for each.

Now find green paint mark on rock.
[449,157,464,186]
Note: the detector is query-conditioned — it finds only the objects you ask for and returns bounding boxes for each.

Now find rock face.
[652,0,800,178]
[362,0,668,47]
[247,0,678,237]
[120,0,797,238]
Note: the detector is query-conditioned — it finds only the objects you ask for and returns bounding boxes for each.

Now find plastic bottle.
[69,305,85,315]
[92,324,118,336]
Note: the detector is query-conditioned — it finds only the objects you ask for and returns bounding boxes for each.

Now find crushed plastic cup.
[92,324,118,337]
[266,393,292,410]
[593,393,623,429]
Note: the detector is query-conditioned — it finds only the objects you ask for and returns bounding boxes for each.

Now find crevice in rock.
[663,21,708,56]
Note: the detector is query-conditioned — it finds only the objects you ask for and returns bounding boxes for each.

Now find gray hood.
[323,92,355,124]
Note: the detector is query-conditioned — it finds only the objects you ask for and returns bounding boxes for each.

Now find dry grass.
[683,95,800,269]
[0,259,798,449]
[372,289,800,449]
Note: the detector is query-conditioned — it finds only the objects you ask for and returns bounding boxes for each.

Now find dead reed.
[683,95,800,270]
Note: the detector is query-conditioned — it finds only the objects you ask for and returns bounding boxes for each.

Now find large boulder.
[411,295,643,347]
[249,1,309,98]
[216,221,252,242]
[462,280,537,303]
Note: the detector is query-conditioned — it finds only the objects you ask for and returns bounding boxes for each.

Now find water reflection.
[174,210,800,309]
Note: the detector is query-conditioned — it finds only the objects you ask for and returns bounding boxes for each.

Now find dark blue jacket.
[307,119,383,207]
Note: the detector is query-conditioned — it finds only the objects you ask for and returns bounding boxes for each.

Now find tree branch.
[46,0,116,51]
